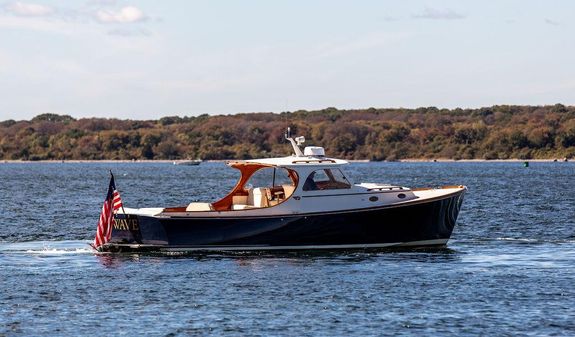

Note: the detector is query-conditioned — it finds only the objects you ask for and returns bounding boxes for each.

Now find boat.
[101,129,466,252]
[173,159,202,166]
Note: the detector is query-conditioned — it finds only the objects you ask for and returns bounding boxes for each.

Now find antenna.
[284,126,304,157]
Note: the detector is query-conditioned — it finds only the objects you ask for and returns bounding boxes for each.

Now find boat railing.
[364,186,406,192]
[292,159,336,164]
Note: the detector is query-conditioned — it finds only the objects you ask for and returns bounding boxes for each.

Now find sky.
[0,0,574,120]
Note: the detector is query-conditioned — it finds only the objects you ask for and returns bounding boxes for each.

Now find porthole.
[397,193,406,199]
[369,196,378,202]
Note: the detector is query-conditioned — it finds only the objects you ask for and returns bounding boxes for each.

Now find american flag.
[93,173,123,250]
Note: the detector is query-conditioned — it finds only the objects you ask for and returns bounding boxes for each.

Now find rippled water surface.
[1,162,574,336]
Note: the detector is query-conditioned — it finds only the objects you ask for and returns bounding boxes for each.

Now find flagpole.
[110,170,128,216]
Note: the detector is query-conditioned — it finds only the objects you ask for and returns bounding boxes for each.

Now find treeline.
[1,104,575,161]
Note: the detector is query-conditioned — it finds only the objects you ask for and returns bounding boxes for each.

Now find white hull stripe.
[114,239,449,252]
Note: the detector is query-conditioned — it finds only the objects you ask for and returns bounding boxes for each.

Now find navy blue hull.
[105,190,465,252]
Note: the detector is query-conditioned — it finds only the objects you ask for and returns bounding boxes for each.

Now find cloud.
[0,3,153,36]
[4,1,54,17]
[544,18,560,26]
[413,7,465,20]
[96,6,146,23]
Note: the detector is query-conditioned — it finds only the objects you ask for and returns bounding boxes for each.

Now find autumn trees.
[1,104,574,161]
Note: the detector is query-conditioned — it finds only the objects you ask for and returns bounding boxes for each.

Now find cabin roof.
[227,156,348,168]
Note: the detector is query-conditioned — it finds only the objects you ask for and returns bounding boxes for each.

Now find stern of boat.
[102,209,169,252]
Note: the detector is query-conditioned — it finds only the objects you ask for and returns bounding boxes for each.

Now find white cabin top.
[227,128,348,169]
[229,155,348,169]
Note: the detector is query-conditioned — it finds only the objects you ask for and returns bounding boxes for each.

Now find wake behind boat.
[93,129,466,253]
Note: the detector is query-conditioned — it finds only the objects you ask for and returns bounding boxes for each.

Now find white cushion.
[232,204,253,210]
[251,188,269,207]
[186,202,213,212]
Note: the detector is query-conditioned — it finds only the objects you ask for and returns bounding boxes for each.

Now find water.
[1,161,574,336]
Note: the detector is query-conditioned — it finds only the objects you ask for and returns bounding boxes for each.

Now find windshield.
[303,168,351,191]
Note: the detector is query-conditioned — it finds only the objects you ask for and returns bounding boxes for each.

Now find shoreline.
[1,158,570,164]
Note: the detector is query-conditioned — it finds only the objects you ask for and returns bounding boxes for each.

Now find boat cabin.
[148,130,420,216]
[160,129,412,214]
[180,152,352,212]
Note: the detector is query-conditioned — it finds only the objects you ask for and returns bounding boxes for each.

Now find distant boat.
[97,128,467,253]
[173,159,202,166]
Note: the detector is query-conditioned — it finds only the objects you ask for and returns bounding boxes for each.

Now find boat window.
[303,168,351,191]
[245,167,294,189]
